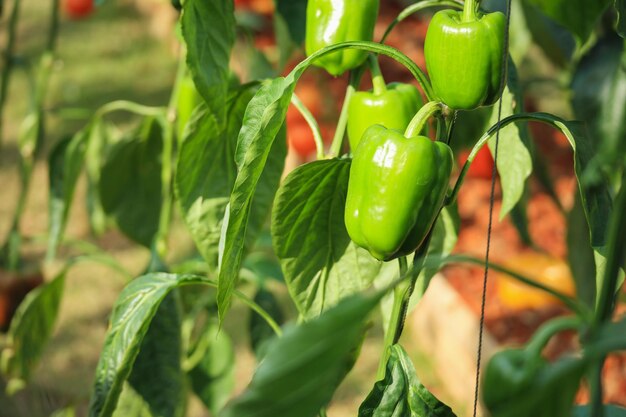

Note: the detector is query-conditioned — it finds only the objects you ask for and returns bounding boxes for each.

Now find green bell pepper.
[347,79,422,151]
[424,0,505,110]
[305,0,380,76]
[482,348,585,417]
[345,109,453,261]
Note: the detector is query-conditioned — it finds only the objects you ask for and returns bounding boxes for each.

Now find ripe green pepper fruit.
[482,348,585,417]
[424,0,505,110]
[347,60,422,151]
[305,0,380,76]
[345,110,453,261]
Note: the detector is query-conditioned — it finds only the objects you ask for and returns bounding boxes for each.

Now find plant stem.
[368,54,387,95]
[291,93,325,160]
[404,101,443,137]
[381,0,464,44]
[590,361,604,417]
[0,0,21,148]
[463,0,477,22]
[329,70,362,157]
[594,168,626,325]
[376,257,409,380]
[154,50,187,259]
[525,316,582,358]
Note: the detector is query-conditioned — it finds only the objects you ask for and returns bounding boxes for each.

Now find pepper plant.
[2,0,626,416]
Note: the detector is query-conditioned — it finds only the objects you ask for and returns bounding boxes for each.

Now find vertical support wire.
[472,0,513,416]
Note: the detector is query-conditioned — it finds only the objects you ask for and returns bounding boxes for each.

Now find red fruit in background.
[65,0,94,19]
[288,118,318,158]
[459,145,494,179]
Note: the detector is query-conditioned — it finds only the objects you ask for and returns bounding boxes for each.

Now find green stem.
[0,0,21,148]
[154,51,187,259]
[594,168,626,326]
[381,0,464,43]
[368,54,387,95]
[95,100,166,119]
[291,93,325,160]
[329,70,362,157]
[404,101,443,138]
[525,316,582,358]
[294,41,434,102]
[463,0,478,22]
[376,257,409,380]
[590,361,605,417]
[446,112,568,206]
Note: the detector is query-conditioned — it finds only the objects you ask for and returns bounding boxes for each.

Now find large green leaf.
[182,0,235,122]
[487,60,533,220]
[273,0,307,67]
[525,0,611,43]
[88,274,199,417]
[272,159,381,319]
[47,130,89,259]
[113,294,185,417]
[520,1,575,68]
[176,85,286,270]
[0,271,65,387]
[188,322,235,414]
[175,91,250,269]
[99,117,163,248]
[567,193,598,308]
[217,76,295,321]
[358,344,456,417]
[571,32,626,180]
[220,290,384,417]
[87,273,268,417]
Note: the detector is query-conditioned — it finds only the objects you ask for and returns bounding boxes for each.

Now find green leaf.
[571,33,626,180]
[415,205,460,295]
[617,0,626,38]
[520,1,575,68]
[116,294,186,417]
[1,271,65,387]
[87,274,205,417]
[220,290,384,417]
[272,159,381,319]
[175,91,250,269]
[47,130,89,260]
[217,76,295,321]
[182,0,235,122]
[111,384,154,417]
[188,322,235,414]
[249,288,285,359]
[525,0,611,43]
[275,0,306,45]
[273,0,307,67]
[573,405,626,417]
[567,192,598,308]
[359,344,456,417]
[176,85,286,270]
[99,117,163,248]
[488,60,533,220]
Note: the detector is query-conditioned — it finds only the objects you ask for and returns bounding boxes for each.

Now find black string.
[472,0,513,416]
